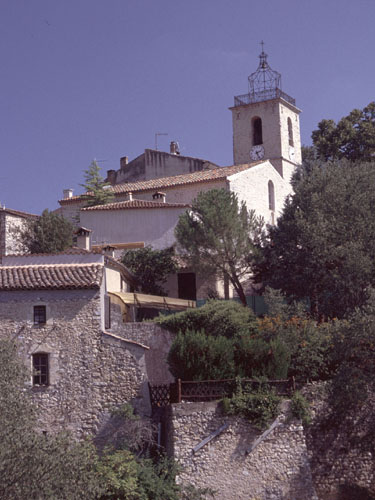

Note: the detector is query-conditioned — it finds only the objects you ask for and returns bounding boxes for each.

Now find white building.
[59,49,302,302]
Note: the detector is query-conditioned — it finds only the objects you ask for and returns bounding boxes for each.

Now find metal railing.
[234,88,296,107]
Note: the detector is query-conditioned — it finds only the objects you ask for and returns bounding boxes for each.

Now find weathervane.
[248,41,282,97]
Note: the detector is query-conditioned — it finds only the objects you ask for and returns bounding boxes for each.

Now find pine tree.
[81,160,114,207]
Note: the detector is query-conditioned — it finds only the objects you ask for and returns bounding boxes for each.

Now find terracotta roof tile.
[59,162,261,204]
[81,199,191,211]
[0,263,103,290]
[0,207,39,218]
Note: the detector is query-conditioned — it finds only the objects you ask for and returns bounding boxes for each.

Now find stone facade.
[0,208,37,256]
[0,289,150,437]
[106,148,217,185]
[169,401,317,500]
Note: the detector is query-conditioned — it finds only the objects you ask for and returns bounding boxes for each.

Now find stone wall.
[304,383,375,500]
[0,289,150,437]
[169,401,317,500]
[108,307,175,385]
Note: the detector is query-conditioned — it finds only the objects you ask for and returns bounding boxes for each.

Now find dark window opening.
[288,117,294,146]
[33,353,49,386]
[34,305,46,325]
[252,117,263,146]
[268,180,275,211]
[178,273,197,301]
[105,295,111,330]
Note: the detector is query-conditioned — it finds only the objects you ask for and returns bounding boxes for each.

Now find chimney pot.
[63,189,73,199]
[126,192,133,201]
[120,156,129,169]
[106,170,116,185]
[170,141,180,155]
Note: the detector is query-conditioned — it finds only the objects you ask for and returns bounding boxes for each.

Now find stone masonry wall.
[170,401,317,500]
[108,304,175,384]
[0,289,149,438]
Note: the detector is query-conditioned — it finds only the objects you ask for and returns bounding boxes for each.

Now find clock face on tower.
[250,145,265,161]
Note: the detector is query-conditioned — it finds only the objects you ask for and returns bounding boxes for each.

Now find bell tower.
[230,43,302,181]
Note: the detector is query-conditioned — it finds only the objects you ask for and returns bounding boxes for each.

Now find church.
[59,48,302,302]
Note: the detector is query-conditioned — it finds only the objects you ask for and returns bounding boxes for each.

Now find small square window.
[34,305,46,325]
[33,353,49,386]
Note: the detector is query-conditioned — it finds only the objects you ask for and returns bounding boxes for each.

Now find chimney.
[125,192,133,201]
[75,227,92,251]
[63,189,73,199]
[103,245,116,258]
[152,191,166,203]
[106,169,116,185]
[170,141,180,155]
[120,156,129,170]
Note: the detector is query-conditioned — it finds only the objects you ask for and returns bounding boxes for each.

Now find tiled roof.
[0,263,103,290]
[81,199,191,211]
[59,162,261,204]
[0,207,38,218]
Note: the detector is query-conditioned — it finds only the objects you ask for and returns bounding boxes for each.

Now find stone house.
[0,249,175,437]
[0,206,38,257]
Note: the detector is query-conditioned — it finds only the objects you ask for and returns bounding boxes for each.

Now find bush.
[167,330,235,380]
[257,315,336,382]
[157,299,258,339]
[222,384,281,430]
[291,391,311,425]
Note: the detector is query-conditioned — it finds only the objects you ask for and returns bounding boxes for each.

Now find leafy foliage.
[311,102,375,161]
[17,208,73,254]
[257,314,337,383]
[256,160,375,319]
[122,246,177,295]
[156,299,258,338]
[329,292,375,414]
[222,384,281,430]
[290,391,311,425]
[175,189,264,305]
[0,339,102,500]
[81,160,114,207]
[168,329,235,380]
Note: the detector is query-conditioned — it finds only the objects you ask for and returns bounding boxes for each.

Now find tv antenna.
[155,132,168,151]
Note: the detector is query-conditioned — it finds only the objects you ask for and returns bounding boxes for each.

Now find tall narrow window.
[268,180,275,211]
[252,117,263,145]
[288,117,294,146]
[34,305,46,325]
[33,353,49,386]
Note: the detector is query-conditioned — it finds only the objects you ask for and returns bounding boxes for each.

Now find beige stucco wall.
[231,98,301,168]
[229,160,293,225]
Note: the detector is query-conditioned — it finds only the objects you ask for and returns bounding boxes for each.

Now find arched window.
[288,117,294,146]
[252,117,263,146]
[268,180,275,211]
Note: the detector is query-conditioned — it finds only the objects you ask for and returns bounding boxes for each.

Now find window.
[252,117,263,146]
[268,180,275,211]
[34,305,46,325]
[288,117,294,146]
[33,353,49,386]
[178,273,197,301]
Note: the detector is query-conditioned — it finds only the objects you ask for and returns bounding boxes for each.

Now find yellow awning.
[109,291,196,311]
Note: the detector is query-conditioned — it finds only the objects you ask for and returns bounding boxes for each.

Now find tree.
[0,339,102,499]
[81,160,114,207]
[311,102,375,161]
[121,246,178,296]
[18,208,73,253]
[175,189,264,306]
[256,159,375,319]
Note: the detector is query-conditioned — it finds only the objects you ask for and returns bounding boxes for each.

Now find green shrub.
[291,391,311,425]
[167,329,235,380]
[223,385,281,429]
[157,299,258,339]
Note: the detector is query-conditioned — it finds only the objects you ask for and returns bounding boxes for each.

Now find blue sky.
[1,0,374,214]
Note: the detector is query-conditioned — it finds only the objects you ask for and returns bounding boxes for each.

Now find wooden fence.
[149,377,295,408]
